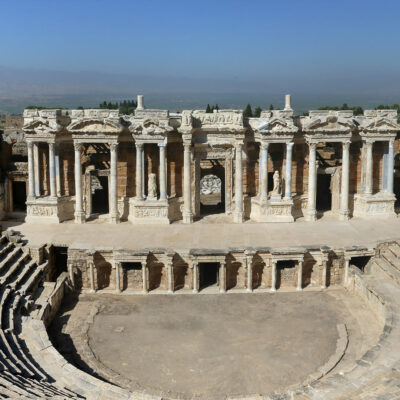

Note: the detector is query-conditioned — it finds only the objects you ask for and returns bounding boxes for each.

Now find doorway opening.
[12,181,26,211]
[351,256,371,273]
[92,175,109,214]
[276,260,297,289]
[199,262,219,290]
[53,246,68,280]
[316,173,332,213]
[200,160,225,216]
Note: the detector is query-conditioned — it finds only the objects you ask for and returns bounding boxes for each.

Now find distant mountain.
[1,66,400,114]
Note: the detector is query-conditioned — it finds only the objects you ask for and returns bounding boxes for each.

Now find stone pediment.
[360,117,400,133]
[23,118,63,135]
[68,118,123,134]
[302,111,355,134]
[258,117,298,134]
[129,118,173,136]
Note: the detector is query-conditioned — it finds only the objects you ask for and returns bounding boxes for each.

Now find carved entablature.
[357,110,400,141]
[301,110,355,142]
[182,110,245,134]
[67,110,123,136]
[128,110,173,143]
[250,110,298,143]
[23,109,69,137]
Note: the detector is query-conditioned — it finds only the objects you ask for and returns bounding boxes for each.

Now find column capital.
[135,142,144,150]
[342,141,351,152]
[261,142,270,150]
[235,141,244,149]
[158,142,167,148]
[74,142,82,152]
[183,141,192,149]
[109,142,119,152]
[286,141,294,149]
[48,142,55,150]
[27,141,34,149]
[308,141,317,150]
[389,138,395,147]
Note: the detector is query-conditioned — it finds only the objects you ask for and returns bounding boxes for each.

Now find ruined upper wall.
[22,95,400,140]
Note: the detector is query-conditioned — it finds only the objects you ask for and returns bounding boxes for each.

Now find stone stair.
[369,241,400,286]
[0,233,81,399]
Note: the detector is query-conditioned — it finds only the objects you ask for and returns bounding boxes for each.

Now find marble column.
[285,142,294,199]
[387,139,395,194]
[246,256,253,292]
[159,143,167,200]
[344,257,350,286]
[74,143,85,223]
[339,141,350,220]
[110,143,120,224]
[234,142,244,223]
[306,142,317,221]
[115,262,121,293]
[183,142,193,223]
[27,141,35,198]
[33,143,40,196]
[321,260,327,289]
[167,261,174,293]
[55,144,61,197]
[68,263,75,288]
[219,262,226,293]
[271,260,277,292]
[260,143,269,202]
[89,261,95,293]
[48,142,56,198]
[192,261,199,293]
[365,141,374,195]
[142,261,148,293]
[135,143,144,200]
[297,261,303,291]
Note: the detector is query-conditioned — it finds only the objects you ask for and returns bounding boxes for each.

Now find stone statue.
[147,173,157,200]
[271,170,281,197]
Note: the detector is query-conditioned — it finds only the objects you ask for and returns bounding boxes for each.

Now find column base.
[250,197,294,222]
[129,198,170,224]
[110,213,120,224]
[353,192,396,219]
[233,211,244,223]
[304,209,317,222]
[192,288,199,293]
[270,287,277,292]
[297,287,303,291]
[26,196,75,223]
[74,211,86,224]
[338,209,350,221]
[183,211,193,224]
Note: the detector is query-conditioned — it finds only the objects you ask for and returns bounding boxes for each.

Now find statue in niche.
[271,170,281,197]
[147,173,157,200]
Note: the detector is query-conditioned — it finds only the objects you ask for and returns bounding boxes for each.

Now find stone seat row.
[0,234,82,399]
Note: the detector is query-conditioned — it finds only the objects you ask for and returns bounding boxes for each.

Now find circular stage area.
[50,289,380,399]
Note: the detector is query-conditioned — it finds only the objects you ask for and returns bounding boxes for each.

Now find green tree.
[243,104,253,118]
[269,104,274,110]
[206,104,211,113]
[254,106,262,117]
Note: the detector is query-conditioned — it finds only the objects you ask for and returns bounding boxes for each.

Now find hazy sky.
[1,0,400,112]
[2,0,400,78]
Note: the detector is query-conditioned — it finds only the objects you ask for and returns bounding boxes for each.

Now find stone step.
[14,260,37,290]
[0,243,12,260]
[381,248,400,271]
[0,247,22,275]
[17,263,45,297]
[0,251,29,286]
[6,330,48,382]
[386,241,400,258]
[372,258,400,286]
